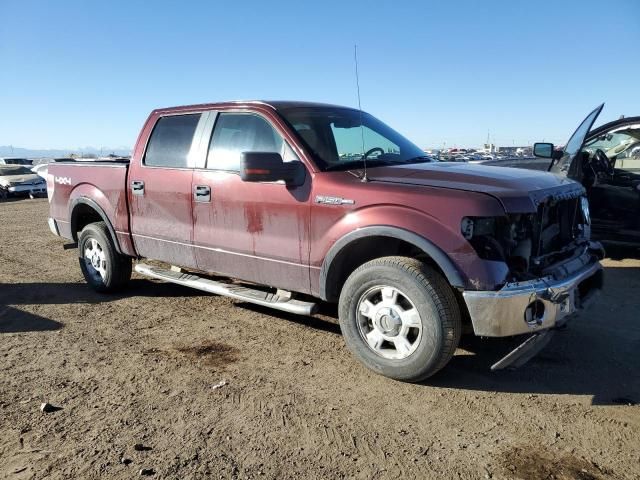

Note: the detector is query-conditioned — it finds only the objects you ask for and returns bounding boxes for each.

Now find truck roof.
[152,100,358,115]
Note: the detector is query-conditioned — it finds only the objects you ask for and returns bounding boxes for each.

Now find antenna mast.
[354,45,368,182]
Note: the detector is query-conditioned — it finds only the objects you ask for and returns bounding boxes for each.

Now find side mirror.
[533,142,554,158]
[534,142,563,160]
[240,152,305,186]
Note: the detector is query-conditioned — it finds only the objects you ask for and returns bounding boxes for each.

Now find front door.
[192,111,311,293]
[580,123,640,244]
[129,112,205,268]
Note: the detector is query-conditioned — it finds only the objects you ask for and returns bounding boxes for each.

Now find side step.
[134,263,317,316]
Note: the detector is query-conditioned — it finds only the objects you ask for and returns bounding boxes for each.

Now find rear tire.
[78,222,131,293]
[338,256,461,382]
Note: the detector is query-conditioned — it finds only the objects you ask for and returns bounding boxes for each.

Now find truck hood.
[367,162,585,213]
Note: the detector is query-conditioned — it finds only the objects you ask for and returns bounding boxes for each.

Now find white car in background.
[0,165,47,199]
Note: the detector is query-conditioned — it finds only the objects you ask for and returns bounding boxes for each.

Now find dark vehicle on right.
[532,104,640,249]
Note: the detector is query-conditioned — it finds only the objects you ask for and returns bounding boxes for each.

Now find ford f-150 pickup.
[47,101,604,381]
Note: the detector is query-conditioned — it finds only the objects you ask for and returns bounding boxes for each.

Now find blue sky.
[1,0,639,150]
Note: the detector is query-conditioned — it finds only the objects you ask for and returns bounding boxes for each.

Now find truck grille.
[534,196,582,257]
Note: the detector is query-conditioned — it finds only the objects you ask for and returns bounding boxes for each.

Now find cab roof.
[153,100,358,115]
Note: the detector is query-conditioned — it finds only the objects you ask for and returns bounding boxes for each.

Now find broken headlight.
[461,216,507,262]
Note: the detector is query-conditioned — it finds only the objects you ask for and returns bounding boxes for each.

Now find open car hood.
[366,162,584,213]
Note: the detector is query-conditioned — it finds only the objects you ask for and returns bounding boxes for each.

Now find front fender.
[314,203,511,300]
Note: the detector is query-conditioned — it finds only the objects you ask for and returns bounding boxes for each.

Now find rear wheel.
[78,222,131,292]
[338,256,461,382]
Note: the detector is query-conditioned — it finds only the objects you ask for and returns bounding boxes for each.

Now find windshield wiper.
[324,160,366,171]
[404,155,435,164]
[324,156,434,172]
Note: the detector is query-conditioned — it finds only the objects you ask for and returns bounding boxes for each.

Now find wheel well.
[70,202,123,254]
[71,203,104,240]
[323,236,449,302]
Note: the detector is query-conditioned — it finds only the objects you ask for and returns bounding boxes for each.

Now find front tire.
[78,222,132,293]
[338,256,461,382]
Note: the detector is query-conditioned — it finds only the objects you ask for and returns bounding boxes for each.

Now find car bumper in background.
[463,257,603,337]
[7,184,47,195]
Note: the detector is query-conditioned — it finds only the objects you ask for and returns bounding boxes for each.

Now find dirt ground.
[1,198,639,480]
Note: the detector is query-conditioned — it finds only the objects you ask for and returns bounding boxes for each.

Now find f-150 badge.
[314,195,355,205]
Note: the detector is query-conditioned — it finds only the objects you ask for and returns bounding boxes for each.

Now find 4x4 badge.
[315,195,355,206]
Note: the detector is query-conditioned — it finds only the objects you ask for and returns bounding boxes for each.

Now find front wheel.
[338,256,461,382]
[78,222,132,293]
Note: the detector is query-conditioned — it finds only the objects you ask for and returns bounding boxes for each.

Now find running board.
[134,263,317,316]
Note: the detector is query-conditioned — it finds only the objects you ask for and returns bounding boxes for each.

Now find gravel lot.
[1,198,639,479]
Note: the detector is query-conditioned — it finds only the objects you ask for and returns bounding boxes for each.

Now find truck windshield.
[277,107,432,171]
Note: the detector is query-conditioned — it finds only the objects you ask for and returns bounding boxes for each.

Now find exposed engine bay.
[461,192,596,282]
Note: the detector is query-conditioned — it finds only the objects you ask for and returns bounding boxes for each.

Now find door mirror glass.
[240,152,305,186]
[533,142,554,158]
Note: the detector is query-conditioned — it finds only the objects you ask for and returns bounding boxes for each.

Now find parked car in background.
[0,157,33,166]
[0,165,47,199]
[533,104,640,248]
[47,100,603,381]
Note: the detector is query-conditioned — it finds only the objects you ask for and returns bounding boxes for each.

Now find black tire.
[338,256,461,382]
[78,222,132,293]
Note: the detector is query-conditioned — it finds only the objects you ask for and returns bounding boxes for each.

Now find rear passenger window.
[144,114,201,168]
[207,113,283,171]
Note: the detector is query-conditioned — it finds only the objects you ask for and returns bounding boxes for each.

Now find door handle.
[194,185,211,202]
[131,180,145,196]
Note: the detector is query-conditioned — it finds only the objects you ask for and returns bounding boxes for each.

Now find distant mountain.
[0,145,132,159]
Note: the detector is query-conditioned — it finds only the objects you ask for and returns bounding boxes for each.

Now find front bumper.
[463,257,603,337]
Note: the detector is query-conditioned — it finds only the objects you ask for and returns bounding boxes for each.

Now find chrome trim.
[51,163,127,168]
[463,260,602,337]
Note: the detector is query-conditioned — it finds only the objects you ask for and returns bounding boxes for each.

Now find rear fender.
[69,185,124,254]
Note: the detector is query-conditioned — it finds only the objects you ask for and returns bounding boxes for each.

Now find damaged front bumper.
[463,252,603,337]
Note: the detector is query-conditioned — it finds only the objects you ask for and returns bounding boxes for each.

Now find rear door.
[191,110,312,293]
[129,112,209,268]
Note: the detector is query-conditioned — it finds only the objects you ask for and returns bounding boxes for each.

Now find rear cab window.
[144,114,202,168]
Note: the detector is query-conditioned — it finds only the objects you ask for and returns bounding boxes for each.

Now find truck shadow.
[429,265,640,406]
[2,267,637,405]
[239,267,639,406]
[0,305,63,333]
[0,280,204,333]
[0,279,205,306]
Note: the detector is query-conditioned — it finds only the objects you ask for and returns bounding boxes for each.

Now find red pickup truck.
[48,101,604,381]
